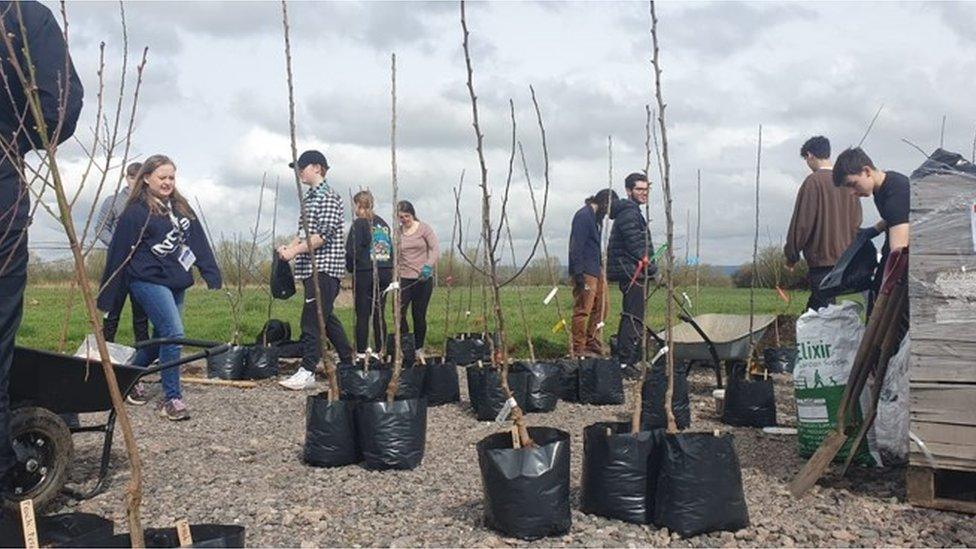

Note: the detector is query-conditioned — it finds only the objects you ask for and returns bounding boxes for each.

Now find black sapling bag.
[270,253,296,299]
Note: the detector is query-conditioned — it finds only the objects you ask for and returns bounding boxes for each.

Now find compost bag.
[513,361,560,412]
[763,346,798,374]
[477,427,571,540]
[446,332,495,365]
[556,359,580,402]
[423,356,460,405]
[244,344,279,379]
[722,362,777,427]
[356,398,428,470]
[304,394,359,467]
[385,332,416,367]
[466,366,530,421]
[0,512,113,547]
[74,524,246,548]
[206,345,247,380]
[578,357,624,405]
[580,422,661,524]
[641,360,691,430]
[654,432,749,538]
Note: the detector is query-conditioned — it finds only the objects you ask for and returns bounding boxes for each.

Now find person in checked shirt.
[277,150,354,390]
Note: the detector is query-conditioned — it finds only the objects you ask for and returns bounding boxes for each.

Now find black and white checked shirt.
[294,182,346,280]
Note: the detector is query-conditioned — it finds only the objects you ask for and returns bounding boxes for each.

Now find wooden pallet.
[907,466,976,514]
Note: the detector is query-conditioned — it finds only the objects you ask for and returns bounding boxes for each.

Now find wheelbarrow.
[4,338,228,511]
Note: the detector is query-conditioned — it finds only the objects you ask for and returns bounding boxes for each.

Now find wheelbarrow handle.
[133,337,224,350]
[138,341,232,376]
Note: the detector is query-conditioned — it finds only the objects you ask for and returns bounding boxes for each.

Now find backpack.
[256,319,292,346]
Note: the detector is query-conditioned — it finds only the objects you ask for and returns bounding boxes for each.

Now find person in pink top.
[396,201,439,358]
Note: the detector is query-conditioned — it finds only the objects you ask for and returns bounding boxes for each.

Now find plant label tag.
[495,397,517,425]
[543,286,558,305]
[178,245,196,271]
[970,203,976,253]
[20,500,38,549]
[596,321,605,330]
[176,518,193,546]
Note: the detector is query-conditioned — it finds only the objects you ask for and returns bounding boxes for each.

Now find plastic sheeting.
[580,422,661,524]
[654,432,749,538]
[578,357,624,405]
[356,398,428,470]
[304,395,359,467]
[640,361,690,430]
[423,357,460,405]
[477,427,571,540]
[513,361,560,413]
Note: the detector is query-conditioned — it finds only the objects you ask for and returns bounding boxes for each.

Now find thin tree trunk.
[387,52,403,403]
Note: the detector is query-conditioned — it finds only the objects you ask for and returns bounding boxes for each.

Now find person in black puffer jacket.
[607,172,657,366]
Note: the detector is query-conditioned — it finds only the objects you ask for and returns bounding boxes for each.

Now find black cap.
[289,150,329,170]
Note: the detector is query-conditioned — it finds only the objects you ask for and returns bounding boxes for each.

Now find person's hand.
[420,264,433,280]
[277,245,294,261]
[857,226,881,240]
[786,262,795,273]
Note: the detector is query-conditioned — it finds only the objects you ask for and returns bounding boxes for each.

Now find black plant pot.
[555,359,580,402]
[446,332,496,365]
[578,357,624,405]
[580,422,662,524]
[640,360,691,430]
[244,344,279,379]
[477,427,571,540]
[722,363,777,427]
[513,361,560,413]
[0,512,114,547]
[423,356,460,405]
[206,345,247,380]
[72,524,245,548]
[763,346,798,374]
[466,366,530,421]
[385,332,417,367]
[356,398,428,470]
[654,432,750,538]
[304,394,359,467]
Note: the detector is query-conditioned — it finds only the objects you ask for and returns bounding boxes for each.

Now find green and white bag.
[793,301,879,466]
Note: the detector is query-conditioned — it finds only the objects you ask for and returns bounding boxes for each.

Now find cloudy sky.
[30,0,976,267]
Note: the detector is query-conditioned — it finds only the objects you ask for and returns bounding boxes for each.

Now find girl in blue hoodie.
[98,154,222,420]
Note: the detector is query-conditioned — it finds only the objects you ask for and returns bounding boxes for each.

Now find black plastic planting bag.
[271,252,296,300]
[477,427,571,540]
[338,362,391,401]
[73,524,246,548]
[467,366,530,421]
[513,361,560,413]
[356,398,428,470]
[0,512,114,547]
[762,346,798,374]
[580,422,662,524]
[394,364,427,400]
[556,359,580,402]
[654,432,749,538]
[385,332,416,367]
[579,357,624,405]
[423,356,460,405]
[722,363,777,427]
[641,360,691,430]
[446,332,494,365]
[304,394,359,467]
[244,344,279,379]
[206,345,247,380]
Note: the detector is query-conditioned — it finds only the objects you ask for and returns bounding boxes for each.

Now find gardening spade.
[788,248,908,497]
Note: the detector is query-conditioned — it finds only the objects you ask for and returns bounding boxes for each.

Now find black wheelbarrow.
[4,338,228,511]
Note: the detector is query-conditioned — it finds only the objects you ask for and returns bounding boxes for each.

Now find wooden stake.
[182,377,257,389]
[20,500,38,549]
[175,519,193,547]
[511,426,521,449]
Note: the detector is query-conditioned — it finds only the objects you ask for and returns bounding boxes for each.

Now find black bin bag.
[304,394,359,467]
[762,346,798,374]
[722,362,776,427]
[0,512,114,547]
[467,366,530,421]
[423,356,460,405]
[579,357,624,405]
[580,422,662,524]
[206,345,247,380]
[244,344,279,379]
[556,359,580,402]
[641,360,691,430]
[654,432,750,538]
[477,427,571,540]
[513,361,560,413]
[356,398,427,470]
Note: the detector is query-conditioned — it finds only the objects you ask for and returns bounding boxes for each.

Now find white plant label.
[970,202,976,253]
[596,321,605,330]
[543,286,559,305]
[495,397,517,424]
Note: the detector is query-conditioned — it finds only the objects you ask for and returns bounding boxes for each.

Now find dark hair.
[586,189,618,218]
[624,172,648,191]
[125,161,142,177]
[397,200,418,220]
[832,147,875,187]
[800,136,830,160]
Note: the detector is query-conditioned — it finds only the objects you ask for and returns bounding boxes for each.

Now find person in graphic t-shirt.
[832,147,910,310]
[345,190,393,358]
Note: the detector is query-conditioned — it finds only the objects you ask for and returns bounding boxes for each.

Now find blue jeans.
[130,281,185,401]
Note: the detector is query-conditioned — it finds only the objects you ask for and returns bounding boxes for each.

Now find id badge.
[178,245,196,271]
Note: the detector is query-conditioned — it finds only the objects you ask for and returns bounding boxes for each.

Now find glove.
[857,226,881,240]
[420,264,433,280]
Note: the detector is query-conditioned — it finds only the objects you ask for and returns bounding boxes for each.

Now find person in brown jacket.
[784,136,862,311]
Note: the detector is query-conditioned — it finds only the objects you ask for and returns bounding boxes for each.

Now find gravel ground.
[49,360,976,547]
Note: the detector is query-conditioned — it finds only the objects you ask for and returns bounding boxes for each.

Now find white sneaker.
[279,368,317,390]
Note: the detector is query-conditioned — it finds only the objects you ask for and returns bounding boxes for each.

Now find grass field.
[17,283,826,358]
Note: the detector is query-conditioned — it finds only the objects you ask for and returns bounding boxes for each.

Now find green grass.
[18,283,823,358]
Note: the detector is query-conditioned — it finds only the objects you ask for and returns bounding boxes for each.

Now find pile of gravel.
[51,362,976,547]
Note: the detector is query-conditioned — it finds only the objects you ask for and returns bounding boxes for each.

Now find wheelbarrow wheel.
[3,406,73,513]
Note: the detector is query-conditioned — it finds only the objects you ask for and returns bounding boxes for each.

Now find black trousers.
[0,236,27,475]
[102,288,150,343]
[353,268,392,354]
[806,266,836,312]
[399,277,434,349]
[617,280,646,365]
[300,274,353,370]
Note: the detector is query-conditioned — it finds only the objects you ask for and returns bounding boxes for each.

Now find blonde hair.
[353,190,375,220]
[126,154,195,218]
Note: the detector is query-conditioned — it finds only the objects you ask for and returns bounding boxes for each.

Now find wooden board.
[907,465,976,514]
[911,339,976,383]
[909,421,976,472]
[911,383,976,425]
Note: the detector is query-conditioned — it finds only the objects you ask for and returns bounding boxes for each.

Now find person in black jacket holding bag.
[607,172,657,367]
[345,190,393,359]
[98,154,222,421]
